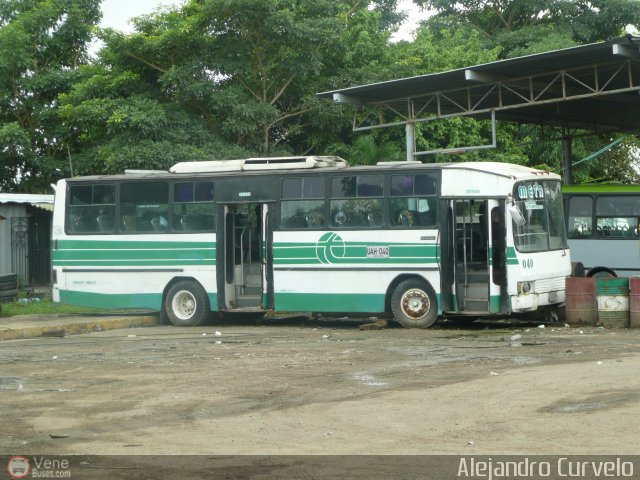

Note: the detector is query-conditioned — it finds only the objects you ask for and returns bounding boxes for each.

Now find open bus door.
[217,203,273,311]
[441,199,508,314]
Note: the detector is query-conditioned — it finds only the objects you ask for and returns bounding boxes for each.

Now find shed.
[0,194,54,286]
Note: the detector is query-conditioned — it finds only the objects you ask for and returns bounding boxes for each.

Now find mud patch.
[541,390,640,413]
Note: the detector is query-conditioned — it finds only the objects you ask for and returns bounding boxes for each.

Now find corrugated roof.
[0,193,54,212]
[318,35,640,133]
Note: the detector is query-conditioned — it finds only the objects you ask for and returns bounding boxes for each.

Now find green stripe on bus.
[488,247,519,266]
[59,290,219,311]
[55,239,215,250]
[53,260,214,267]
[275,293,385,312]
[274,292,444,315]
[53,249,215,261]
[273,242,438,265]
[489,295,503,313]
[60,290,164,310]
[52,239,216,267]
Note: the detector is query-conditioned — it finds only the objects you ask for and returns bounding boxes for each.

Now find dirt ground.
[1,315,640,456]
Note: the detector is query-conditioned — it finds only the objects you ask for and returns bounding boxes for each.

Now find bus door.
[218,203,273,310]
[451,199,490,313]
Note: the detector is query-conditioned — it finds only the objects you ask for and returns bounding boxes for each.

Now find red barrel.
[565,276,597,326]
[630,277,640,328]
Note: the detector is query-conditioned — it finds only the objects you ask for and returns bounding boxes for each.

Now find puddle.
[0,376,22,391]
[352,373,389,387]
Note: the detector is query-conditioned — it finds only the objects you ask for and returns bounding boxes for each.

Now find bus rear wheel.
[391,279,438,328]
[164,280,210,327]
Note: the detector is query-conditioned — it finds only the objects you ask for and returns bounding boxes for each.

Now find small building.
[0,193,54,286]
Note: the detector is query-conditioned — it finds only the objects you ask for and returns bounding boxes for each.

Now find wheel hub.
[173,290,196,320]
[401,288,430,319]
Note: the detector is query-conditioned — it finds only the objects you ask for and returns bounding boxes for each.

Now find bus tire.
[390,279,438,329]
[164,280,210,327]
[586,266,617,278]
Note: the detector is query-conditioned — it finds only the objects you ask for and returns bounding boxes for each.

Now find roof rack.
[169,156,348,174]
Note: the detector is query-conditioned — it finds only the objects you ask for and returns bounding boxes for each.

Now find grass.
[0,298,102,317]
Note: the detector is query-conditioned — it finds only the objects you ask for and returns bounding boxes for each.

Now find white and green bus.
[51,157,571,327]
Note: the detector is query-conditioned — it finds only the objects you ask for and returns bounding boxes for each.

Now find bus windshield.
[513,180,568,253]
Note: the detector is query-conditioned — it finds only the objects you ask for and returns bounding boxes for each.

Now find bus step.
[245,273,262,285]
[238,285,262,296]
[236,295,262,307]
[463,284,488,299]
[462,301,489,311]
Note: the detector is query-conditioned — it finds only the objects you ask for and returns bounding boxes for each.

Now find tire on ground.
[390,278,438,328]
[163,280,210,327]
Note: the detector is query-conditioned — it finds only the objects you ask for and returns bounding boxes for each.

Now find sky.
[99,0,432,40]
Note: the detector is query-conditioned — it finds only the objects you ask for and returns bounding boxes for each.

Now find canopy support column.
[562,131,573,185]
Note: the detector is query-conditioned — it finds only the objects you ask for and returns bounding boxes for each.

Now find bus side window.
[69,209,96,233]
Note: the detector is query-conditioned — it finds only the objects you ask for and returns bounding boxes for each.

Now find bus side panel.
[568,238,640,276]
[271,230,441,314]
[52,235,218,311]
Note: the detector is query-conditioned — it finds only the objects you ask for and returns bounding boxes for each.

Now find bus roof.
[562,183,640,194]
[60,160,559,183]
[442,162,560,181]
[170,156,348,173]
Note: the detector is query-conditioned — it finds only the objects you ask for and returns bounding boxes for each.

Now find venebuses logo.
[7,456,30,479]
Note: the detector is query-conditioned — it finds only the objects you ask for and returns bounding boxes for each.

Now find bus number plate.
[522,258,534,269]
[367,246,389,258]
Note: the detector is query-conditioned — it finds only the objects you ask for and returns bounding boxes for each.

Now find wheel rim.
[400,288,430,320]
[172,290,197,321]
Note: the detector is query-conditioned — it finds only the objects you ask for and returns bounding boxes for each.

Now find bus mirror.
[508,203,526,227]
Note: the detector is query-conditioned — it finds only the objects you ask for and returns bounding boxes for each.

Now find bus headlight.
[518,281,532,294]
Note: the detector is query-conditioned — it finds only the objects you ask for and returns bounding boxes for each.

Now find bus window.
[567,196,593,238]
[330,175,383,228]
[280,177,325,229]
[120,182,169,233]
[172,182,215,232]
[513,180,567,252]
[596,196,640,237]
[67,184,115,234]
[389,174,437,228]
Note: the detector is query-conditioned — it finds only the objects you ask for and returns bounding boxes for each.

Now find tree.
[415,0,640,58]
[84,0,403,160]
[403,0,640,180]
[0,0,101,192]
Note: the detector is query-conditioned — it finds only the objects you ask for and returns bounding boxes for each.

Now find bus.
[51,157,571,328]
[563,183,640,277]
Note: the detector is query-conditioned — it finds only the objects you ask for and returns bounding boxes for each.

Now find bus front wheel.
[391,279,438,328]
[164,280,210,327]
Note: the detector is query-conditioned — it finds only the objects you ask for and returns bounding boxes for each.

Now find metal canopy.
[318,35,640,136]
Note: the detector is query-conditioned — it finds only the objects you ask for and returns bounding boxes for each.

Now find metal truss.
[350,58,640,133]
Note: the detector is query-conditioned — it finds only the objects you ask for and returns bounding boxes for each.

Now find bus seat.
[151,216,169,231]
[367,210,383,227]
[398,210,415,226]
[333,211,347,226]
[305,212,324,228]
[96,214,114,232]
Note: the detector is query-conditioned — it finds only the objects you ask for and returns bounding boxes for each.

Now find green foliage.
[1,0,638,188]
[328,134,404,165]
[0,0,101,192]
[417,0,640,58]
